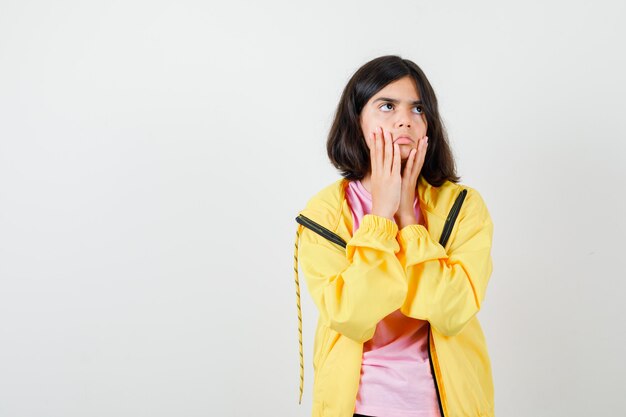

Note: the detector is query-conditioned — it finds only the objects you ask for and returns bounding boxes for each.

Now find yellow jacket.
[293,176,495,417]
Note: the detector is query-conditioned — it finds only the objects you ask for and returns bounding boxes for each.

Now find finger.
[411,145,422,181]
[414,137,428,176]
[368,131,377,175]
[404,148,416,180]
[407,150,419,189]
[418,136,429,163]
[374,130,383,175]
[383,127,392,175]
[392,142,401,179]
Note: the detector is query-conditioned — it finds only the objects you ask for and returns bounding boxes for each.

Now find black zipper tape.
[439,188,467,248]
[295,214,347,249]
[428,324,446,417]
[428,188,467,417]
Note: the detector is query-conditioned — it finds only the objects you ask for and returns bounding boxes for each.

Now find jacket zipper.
[439,188,467,248]
[428,324,446,417]
[429,188,466,417]
[295,214,347,248]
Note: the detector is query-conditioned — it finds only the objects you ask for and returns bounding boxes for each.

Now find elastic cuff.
[397,224,429,247]
[359,214,398,239]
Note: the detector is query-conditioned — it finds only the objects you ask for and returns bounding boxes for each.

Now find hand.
[394,135,429,228]
[364,126,402,220]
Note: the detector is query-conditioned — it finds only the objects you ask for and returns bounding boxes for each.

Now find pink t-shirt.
[345,179,442,417]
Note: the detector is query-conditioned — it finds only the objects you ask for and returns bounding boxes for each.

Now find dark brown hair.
[326,55,460,186]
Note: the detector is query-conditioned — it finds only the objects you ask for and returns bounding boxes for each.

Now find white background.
[1,1,625,416]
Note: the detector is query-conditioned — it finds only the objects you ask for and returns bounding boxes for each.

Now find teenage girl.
[294,55,495,417]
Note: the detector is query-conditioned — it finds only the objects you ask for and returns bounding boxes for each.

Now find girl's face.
[359,75,428,162]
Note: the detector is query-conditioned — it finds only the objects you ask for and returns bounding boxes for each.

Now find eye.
[379,103,394,111]
[413,105,424,114]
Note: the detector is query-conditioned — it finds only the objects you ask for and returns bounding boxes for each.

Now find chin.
[401,148,416,158]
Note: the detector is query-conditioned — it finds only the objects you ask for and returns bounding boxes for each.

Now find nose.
[395,108,413,129]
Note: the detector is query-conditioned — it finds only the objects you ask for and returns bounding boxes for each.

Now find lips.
[394,136,413,144]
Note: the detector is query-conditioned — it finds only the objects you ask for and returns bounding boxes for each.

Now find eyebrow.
[373,97,423,105]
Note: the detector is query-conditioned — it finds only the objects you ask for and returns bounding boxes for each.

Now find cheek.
[420,116,428,134]
[361,113,382,135]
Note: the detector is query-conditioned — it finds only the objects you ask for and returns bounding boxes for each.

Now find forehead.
[372,76,420,101]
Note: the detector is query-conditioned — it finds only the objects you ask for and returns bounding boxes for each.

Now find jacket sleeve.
[396,188,494,337]
[298,214,408,343]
